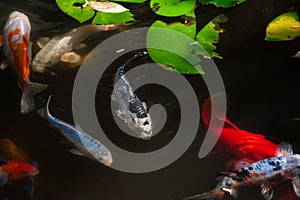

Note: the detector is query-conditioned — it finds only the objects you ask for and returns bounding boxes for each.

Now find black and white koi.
[112,51,153,140]
[184,142,300,200]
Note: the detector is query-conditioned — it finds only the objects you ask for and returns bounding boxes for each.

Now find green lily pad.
[265,12,300,41]
[150,0,196,17]
[56,0,95,23]
[92,11,134,24]
[198,0,246,8]
[147,20,205,74]
[196,21,223,59]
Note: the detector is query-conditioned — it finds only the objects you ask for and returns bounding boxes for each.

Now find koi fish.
[31,24,118,73]
[0,138,29,162]
[202,96,277,162]
[38,96,113,166]
[1,11,47,114]
[0,158,39,187]
[184,142,300,200]
[112,51,153,140]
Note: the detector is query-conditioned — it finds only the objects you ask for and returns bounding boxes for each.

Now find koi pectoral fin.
[69,148,84,156]
[60,52,81,64]
[0,173,9,188]
[275,142,293,157]
[36,37,50,49]
[0,60,8,70]
[0,35,3,47]
[292,176,300,198]
[183,190,225,200]
[261,184,274,200]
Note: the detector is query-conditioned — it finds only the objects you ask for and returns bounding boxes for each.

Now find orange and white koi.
[184,142,300,200]
[1,11,47,114]
[0,158,39,187]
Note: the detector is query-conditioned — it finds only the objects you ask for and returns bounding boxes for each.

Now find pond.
[0,0,300,199]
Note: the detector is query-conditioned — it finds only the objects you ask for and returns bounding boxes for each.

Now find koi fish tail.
[37,95,51,119]
[183,190,225,200]
[201,94,230,128]
[0,169,9,187]
[115,65,125,81]
[21,81,48,114]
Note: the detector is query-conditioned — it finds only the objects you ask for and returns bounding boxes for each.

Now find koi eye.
[22,171,28,175]
[143,121,149,126]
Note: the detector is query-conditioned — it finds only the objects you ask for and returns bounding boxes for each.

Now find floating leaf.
[56,0,95,23]
[198,0,246,8]
[83,1,129,13]
[92,11,134,24]
[150,0,196,17]
[147,20,205,74]
[196,21,223,59]
[265,12,300,41]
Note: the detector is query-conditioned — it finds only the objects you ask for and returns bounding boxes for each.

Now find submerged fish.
[202,96,277,162]
[31,24,118,73]
[184,142,300,200]
[0,138,29,162]
[0,158,39,187]
[112,51,153,140]
[1,11,47,114]
[38,96,113,166]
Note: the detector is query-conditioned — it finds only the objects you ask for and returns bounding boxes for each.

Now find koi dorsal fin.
[292,176,300,198]
[275,142,293,157]
[128,95,147,118]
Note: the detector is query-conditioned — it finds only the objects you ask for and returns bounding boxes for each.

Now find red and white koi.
[1,11,47,114]
[184,142,300,200]
[0,158,39,187]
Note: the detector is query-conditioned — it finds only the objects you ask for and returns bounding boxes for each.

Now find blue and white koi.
[31,24,118,73]
[112,51,153,140]
[1,11,47,113]
[184,142,300,200]
[38,96,113,166]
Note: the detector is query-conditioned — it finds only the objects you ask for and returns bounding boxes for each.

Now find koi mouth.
[140,131,152,140]
[102,155,113,166]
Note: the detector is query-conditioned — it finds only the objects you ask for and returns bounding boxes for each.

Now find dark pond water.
[0,0,300,199]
